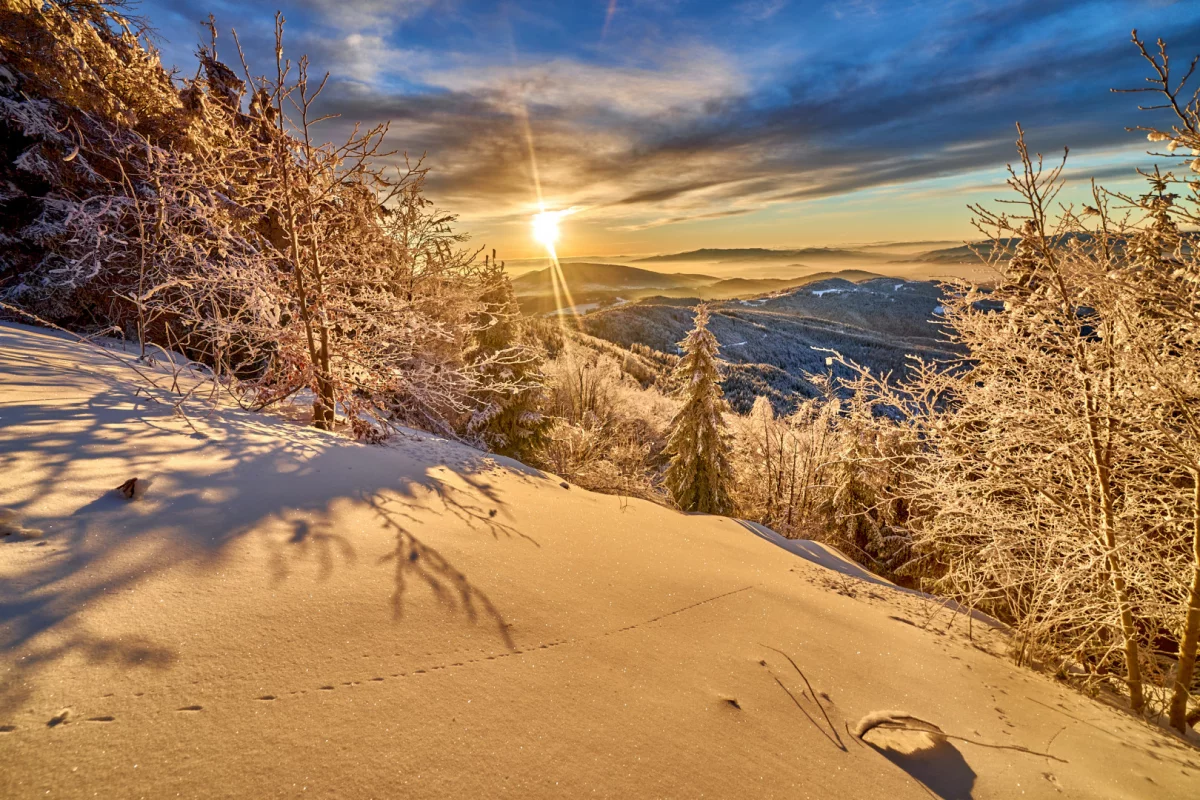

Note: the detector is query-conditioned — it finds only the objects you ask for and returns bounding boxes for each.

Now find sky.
[138,0,1200,260]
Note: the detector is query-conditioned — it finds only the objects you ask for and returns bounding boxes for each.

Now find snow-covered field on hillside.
[1,323,1196,799]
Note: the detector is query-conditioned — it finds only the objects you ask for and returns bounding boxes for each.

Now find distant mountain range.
[632,247,885,264]
[511,262,713,295]
[578,274,959,414]
[512,240,1101,412]
[891,242,998,265]
[510,251,984,409]
[626,235,1161,272]
[510,261,886,314]
[628,243,1008,267]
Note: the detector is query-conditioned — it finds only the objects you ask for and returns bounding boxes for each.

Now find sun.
[531,207,581,254]
[532,210,561,250]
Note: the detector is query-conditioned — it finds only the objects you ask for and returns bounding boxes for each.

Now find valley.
[516,260,957,413]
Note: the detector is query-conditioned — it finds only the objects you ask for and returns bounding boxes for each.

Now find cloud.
[827,0,881,20]
[618,208,757,231]
[736,0,788,22]
[141,0,1200,247]
[421,48,746,119]
[302,32,426,84]
[296,0,440,31]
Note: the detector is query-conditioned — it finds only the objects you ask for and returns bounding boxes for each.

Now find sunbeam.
[532,207,581,330]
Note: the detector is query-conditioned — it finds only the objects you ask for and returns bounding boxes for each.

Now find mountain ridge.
[632,247,885,263]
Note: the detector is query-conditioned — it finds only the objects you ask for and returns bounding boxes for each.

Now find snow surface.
[1,323,1197,798]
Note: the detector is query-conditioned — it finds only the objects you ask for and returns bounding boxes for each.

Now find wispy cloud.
[141,0,1200,253]
[421,48,745,118]
[296,0,439,31]
[737,0,788,22]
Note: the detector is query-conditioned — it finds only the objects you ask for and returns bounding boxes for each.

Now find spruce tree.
[464,256,549,457]
[664,304,734,514]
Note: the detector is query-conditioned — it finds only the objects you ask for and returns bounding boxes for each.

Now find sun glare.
[532,207,579,255]
[532,211,560,249]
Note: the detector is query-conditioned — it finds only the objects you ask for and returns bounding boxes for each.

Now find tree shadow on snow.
[0,324,543,713]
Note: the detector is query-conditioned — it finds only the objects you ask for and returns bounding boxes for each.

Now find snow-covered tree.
[0,2,539,443]
[841,116,1200,726]
[464,253,549,457]
[664,305,734,514]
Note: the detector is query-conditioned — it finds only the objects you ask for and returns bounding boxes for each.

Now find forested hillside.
[580,276,954,412]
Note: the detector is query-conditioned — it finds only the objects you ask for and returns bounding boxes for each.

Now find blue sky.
[139,1,1200,257]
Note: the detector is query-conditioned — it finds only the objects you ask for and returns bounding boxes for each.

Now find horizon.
[138,0,1200,261]
[501,239,970,279]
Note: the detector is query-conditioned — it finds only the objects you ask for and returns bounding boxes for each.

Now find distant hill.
[890,242,995,265]
[857,239,962,251]
[511,262,887,315]
[633,247,883,264]
[671,270,884,300]
[891,234,1137,266]
[580,275,958,413]
[510,262,713,296]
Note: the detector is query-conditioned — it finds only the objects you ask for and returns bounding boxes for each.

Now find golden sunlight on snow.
[3,323,1199,798]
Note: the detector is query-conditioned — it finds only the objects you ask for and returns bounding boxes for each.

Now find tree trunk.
[763,414,774,520]
[786,446,798,528]
[282,213,329,430]
[1085,401,1145,713]
[1107,548,1146,714]
[309,250,336,430]
[1169,473,1200,732]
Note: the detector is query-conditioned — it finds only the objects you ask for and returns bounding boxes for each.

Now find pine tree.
[664,304,734,514]
[463,254,549,457]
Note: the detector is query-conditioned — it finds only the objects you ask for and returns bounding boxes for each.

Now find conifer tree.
[464,253,549,457]
[664,304,734,514]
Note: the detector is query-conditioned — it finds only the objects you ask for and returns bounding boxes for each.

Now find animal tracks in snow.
[220,585,753,709]
[9,584,757,734]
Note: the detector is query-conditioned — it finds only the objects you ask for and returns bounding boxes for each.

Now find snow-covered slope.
[0,323,1196,798]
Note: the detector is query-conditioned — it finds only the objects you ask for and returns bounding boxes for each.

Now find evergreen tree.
[463,255,549,457]
[664,305,734,514]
